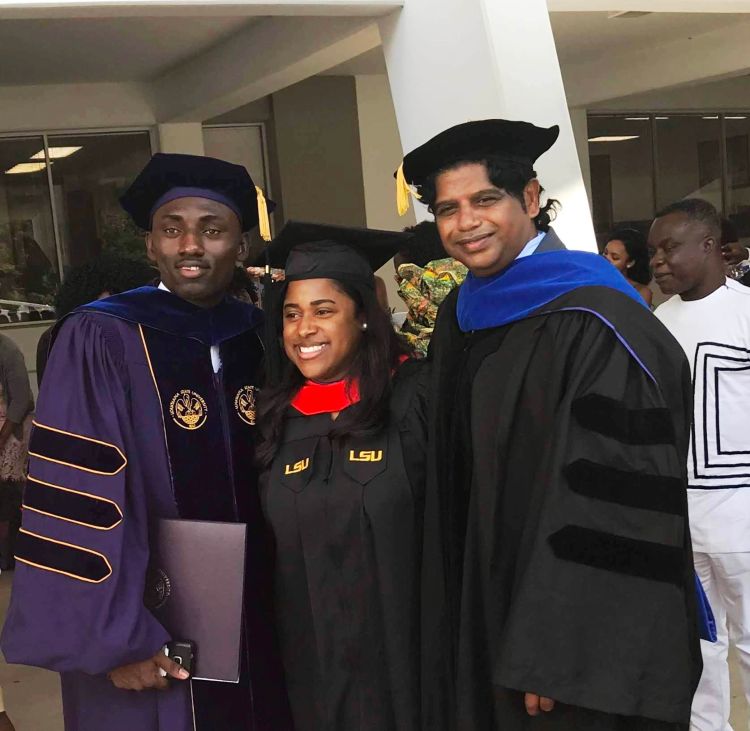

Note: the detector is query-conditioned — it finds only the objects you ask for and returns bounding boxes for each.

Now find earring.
[361,323,368,332]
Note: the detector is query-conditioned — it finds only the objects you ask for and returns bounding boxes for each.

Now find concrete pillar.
[355,73,416,310]
[380,0,596,252]
[157,123,205,155]
[272,76,367,227]
[355,74,416,233]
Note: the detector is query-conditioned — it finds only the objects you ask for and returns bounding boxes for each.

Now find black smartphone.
[165,640,196,675]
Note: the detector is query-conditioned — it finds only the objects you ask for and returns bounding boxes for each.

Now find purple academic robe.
[1,287,291,731]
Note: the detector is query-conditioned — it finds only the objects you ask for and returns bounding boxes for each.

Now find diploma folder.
[147,519,247,683]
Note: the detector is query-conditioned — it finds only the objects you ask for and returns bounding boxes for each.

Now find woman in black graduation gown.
[256,222,441,731]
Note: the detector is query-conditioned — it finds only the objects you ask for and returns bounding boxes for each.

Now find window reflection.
[587,112,750,246]
[724,115,750,240]
[655,115,722,212]
[48,132,152,270]
[587,116,654,245]
[0,137,58,305]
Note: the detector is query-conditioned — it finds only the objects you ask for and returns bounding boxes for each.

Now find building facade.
[1,0,750,389]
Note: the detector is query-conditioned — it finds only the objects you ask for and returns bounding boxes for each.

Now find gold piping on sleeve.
[29,421,127,476]
[23,475,123,531]
[15,528,113,584]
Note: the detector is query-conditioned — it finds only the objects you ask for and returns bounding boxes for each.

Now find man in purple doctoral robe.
[0,153,292,731]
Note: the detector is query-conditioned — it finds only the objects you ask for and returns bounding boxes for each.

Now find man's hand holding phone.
[107,647,190,691]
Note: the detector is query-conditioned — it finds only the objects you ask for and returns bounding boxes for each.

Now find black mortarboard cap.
[395,119,559,215]
[120,152,275,236]
[257,220,413,288]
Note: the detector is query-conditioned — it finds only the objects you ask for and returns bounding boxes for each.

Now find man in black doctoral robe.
[396,120,703,730]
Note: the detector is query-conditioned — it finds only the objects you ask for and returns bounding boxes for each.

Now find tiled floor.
[0,569,746,730]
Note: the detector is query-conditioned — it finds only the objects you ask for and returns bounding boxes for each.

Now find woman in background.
[394,221,466,357]
[0,333,33,570]
[602,227,653,306]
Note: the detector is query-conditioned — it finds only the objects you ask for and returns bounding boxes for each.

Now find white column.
[380,0,596,251]
[157,123,205,155]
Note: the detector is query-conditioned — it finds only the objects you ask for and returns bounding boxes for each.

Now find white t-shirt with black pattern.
[656,278,750,553]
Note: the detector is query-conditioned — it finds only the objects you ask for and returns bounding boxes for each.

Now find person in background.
[394,221,467,357]
[0,333,33,570]
[256,221,445,730]
[602,227,653,306]
[36,254,155,387]
[651,198,750,731]
[229,265,260,305]
[718,217,750,287]
[397,118,701,729]
[720,217,746,268]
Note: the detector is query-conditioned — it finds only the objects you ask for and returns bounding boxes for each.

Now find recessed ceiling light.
[726,116,747,120]
[625,117,650,121]
[30,146,82,160]
[702,116,719,120]
[5,162,49,175]
[656,116,669,120]
[588,135,640,143]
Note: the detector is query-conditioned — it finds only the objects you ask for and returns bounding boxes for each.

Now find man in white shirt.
[651,198,750,731]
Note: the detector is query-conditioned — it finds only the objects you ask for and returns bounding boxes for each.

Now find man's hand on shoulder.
[107,649,189,691]
[524,692,555,716]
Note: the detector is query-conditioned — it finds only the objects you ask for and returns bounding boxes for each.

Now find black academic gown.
[425,239,702,730]
[260,362,445,731]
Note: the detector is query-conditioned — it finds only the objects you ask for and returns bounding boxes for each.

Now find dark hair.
[56,254,156,317]
[255,278,408,468]
[418,156,560,232]
[399,221,447,267]
[655,198,722,241]
[229,265,259,304]
[606,227,652,285]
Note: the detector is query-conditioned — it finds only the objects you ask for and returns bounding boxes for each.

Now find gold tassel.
[255,186,272,242]
[396,162,421,216]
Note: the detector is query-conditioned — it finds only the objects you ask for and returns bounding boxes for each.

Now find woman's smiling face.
[282,278,364,383]
[603,239,631,275]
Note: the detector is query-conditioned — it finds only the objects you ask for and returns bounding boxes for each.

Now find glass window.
[48,132,152,270]
[0,136,59,305]
[655,114,722,213]
[587,115,654,244]
[724,114,750,240]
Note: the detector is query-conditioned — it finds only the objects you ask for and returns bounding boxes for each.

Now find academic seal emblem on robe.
[169,389,208,431]
[234,385,258,426]
[143,566,172,610]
